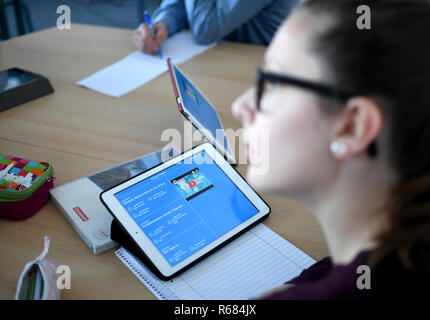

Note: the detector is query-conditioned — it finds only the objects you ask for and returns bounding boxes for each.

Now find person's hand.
[133,21,168,55]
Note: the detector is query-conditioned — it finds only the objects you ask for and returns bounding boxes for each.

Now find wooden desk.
[0,24,328,299]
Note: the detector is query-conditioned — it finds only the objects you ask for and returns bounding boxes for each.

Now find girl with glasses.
[232,0,430,299]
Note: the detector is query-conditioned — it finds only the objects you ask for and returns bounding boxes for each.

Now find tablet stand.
[111,220,164,279]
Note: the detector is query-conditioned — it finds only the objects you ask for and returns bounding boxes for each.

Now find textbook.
[115,223,316,300]
[50,147,179,254]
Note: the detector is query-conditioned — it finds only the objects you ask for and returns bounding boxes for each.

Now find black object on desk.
[0,68,54,112]
[111,219,163,277]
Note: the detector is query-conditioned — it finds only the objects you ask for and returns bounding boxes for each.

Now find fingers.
[154,22,168,45]
[133,23,159,54]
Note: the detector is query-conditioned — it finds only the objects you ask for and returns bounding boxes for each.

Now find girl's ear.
[330,97,383,159]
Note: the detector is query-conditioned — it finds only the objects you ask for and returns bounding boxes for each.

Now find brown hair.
[300,0,430,271]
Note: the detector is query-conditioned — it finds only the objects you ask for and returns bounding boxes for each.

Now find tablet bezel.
[167,59,236,164]
[100,143,270,280]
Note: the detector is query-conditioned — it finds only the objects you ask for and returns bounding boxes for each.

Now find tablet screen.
[173,65,233,159]
[113,149,258,267]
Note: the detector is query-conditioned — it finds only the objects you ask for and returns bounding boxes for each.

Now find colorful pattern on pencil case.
[0,154,49,191]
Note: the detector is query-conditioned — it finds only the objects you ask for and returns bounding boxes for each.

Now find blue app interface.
[174,66,232,158]
[114,150,258,266]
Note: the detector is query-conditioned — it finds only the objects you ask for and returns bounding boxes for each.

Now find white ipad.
[167,59,236,164]
[100,143,270,280]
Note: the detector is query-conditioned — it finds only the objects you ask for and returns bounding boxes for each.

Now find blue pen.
[144,11,163,59]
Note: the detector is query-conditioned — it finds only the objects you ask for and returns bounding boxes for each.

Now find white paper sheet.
[115,224,316,300]
[76,31,216,98]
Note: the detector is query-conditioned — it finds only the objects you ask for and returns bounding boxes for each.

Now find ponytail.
[371,174,430,271]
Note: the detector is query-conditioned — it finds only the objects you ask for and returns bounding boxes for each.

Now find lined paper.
[77,31,216,98]
[115,224,315,300]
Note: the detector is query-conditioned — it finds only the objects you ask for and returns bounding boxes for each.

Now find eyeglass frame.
[255,68,358,111]
[254,68,378,157]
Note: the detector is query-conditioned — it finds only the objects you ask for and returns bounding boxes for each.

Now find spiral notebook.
[115,223,316,299]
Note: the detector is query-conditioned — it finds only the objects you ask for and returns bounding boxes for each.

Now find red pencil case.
[0,154,54,220]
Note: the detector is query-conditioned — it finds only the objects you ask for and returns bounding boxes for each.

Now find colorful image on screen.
[171,168,213,201]
[182,79,199,106]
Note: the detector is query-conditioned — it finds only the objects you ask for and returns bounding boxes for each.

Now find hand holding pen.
[133,12,167,58]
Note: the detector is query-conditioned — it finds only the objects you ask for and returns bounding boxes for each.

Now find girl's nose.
[231,87,256,127]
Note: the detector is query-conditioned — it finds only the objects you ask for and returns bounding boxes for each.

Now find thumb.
[155,33,164,45]
[154,23,168,45]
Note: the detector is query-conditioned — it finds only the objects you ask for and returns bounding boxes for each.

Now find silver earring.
[330,141,347,155]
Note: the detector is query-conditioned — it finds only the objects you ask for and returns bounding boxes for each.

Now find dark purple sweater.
[262,250,429,299]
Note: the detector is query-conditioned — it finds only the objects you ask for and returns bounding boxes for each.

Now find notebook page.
[77,31,215,98]
[158,32,217,65]
[115,224,316,300]
[115,248,177,299]
[76,55,166,98]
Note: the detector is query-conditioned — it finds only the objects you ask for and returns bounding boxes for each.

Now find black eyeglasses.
[256,69,357,111]
[255,69,378,157]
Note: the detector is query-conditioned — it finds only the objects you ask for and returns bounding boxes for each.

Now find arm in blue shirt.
[152,0,287,45]
[185,0,277,44]
[152,0,188,37]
